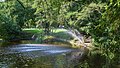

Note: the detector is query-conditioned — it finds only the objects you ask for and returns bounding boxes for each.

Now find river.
[0,42,85,68]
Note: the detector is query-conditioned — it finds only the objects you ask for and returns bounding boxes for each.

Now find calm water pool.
[0,43,85,68]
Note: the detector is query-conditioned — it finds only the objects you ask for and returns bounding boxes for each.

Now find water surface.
[0,43,85,68]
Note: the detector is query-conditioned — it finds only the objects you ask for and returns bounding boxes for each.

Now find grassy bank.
[22,28,73,45]
[0,28,73,46]
[23,28,73,40]
[1,28,92,48]
[23,28,43,34]
[22,28,93,48]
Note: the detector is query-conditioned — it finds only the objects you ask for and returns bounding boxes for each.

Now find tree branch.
[16,0,25,9]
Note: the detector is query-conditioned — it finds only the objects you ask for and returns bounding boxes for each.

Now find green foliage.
[75,1,120,67]
[56,0,119,67]
[0,0,119,67]
[87,0,120,57]
[33,0,63,28]
[0,0,36,28]
[0,14,21,41]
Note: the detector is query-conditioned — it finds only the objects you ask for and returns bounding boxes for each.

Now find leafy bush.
[0,14,21,41]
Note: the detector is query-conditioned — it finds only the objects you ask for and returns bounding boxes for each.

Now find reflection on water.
[0,44,85,68]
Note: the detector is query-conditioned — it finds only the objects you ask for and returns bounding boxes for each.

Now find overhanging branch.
[16,0,25,9]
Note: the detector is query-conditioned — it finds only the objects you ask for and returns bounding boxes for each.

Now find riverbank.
[22,28,93,49]
[22,28,73,44]
[0,28,93,49]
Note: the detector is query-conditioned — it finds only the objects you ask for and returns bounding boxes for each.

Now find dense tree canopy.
[0,0,120,67]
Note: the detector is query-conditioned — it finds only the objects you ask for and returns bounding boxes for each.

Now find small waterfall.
[67,28,86,47]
